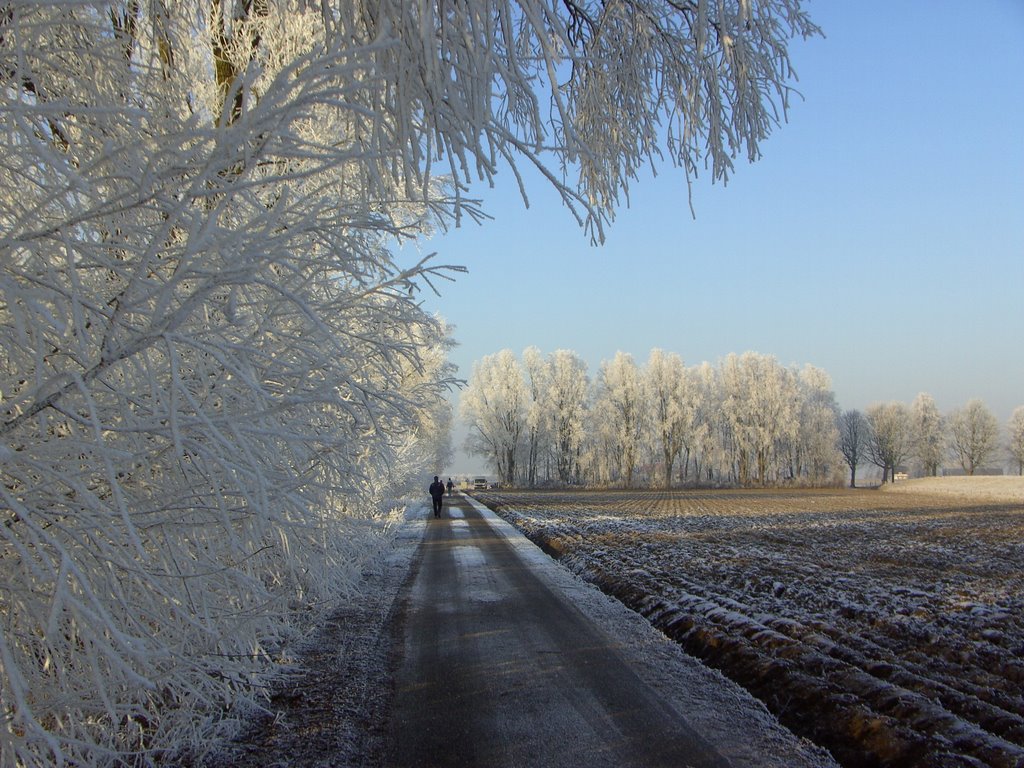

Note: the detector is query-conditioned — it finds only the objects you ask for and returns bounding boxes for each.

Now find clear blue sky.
[407,1,1024,475]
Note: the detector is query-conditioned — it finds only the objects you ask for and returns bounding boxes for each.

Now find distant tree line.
[461,349,1024,488]
[842,397,1024,485]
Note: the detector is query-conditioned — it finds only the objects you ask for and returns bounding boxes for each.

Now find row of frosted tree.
[461,349,1024,488]
[2,0,819,762]
[1,3,462,764]
[461,348,843,487]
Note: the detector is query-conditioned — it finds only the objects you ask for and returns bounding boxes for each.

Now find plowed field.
[473,486,1024,768]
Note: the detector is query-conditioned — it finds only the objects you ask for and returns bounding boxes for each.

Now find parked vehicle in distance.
[473,477,488,490]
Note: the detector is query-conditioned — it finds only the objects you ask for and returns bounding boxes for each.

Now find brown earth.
[475,486,1024,768]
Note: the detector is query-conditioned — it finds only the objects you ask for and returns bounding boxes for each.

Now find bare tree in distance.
[547,350,590,484]
[591,352,648,487]
[791,365,841,484]
[948,399,1000,475]
[688,361,722,484]
[839,409,869,488]
[460,346,1016,490]
[720,352,798,486]
[522,347,551,487]
[866,402,912,484]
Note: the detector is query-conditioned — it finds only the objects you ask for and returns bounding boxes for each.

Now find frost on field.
[1,0,816,763]
[484,487,1024,767]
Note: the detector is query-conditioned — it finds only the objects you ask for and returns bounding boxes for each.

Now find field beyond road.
[474,480,1024,768]
[880,475,1024,503]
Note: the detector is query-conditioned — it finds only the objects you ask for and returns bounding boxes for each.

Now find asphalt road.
[385,493,730,768]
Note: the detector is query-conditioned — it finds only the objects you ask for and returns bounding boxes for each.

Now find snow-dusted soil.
[198,516,429,768]
[475,483,1024,768]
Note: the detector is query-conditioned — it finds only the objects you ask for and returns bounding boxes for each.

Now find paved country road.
[210,493,836,768]
[385,494,726,768]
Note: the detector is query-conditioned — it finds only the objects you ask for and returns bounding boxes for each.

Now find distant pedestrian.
[446,478,454,496]
[429,476,445,518]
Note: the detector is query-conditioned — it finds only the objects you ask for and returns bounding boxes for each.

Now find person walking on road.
[429,476,445,518]
[446,478,454,496]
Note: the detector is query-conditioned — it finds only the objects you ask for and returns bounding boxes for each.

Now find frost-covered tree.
[911,392,945,476]
[2,3,460,763]
[720,352,797,485]
[948,399,1000,475]
[546,349,590,484]
[838,409,869,488]
[3,0,818,761]
[461,350,527,485]
[687,361,723,484]
[1008,406,1024,476]
[645,349,694,488]
[521,347,551,486]
[591,352,647,487]
[790,365,841,484]
[466,347,855,489]
[866,402,912,483]
[411,323,460,472]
